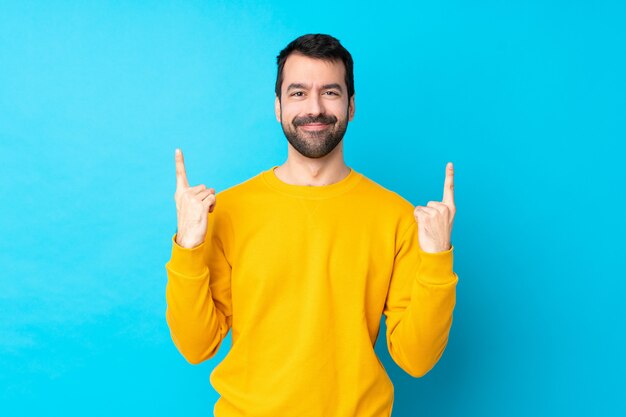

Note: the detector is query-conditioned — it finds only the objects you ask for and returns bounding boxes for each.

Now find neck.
[274,141,350,186]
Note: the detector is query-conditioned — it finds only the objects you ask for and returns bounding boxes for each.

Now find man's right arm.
[165,148,232,365]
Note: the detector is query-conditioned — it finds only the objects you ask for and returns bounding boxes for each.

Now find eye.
[291,91,304,97]
[324,91,339,96]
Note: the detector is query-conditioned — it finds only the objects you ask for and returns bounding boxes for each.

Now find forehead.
[282,53,346,88]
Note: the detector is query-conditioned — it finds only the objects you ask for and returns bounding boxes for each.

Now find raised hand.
[173,148,216,248]
[413,162,456,253]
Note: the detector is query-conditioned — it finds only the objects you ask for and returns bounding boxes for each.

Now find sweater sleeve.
[383,221,458,377]
[165,209,233,365]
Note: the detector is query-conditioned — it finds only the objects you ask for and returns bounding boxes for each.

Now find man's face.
[275,53,355,159]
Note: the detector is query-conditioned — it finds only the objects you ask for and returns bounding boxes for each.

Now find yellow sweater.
[165,166,458,417]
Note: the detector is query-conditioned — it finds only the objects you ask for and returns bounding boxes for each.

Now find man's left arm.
[383,162,458,377]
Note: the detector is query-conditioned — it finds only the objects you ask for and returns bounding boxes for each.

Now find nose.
[304,92,324,116]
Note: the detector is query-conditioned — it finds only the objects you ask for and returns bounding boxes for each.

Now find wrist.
[168,233,207,277]
[419,242,451,254]
[175,232,203,249]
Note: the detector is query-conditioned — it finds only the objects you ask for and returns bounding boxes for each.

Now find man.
[165,33,458,417]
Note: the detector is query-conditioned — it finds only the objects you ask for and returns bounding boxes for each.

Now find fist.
[413,162,456,253]
[173,148,216,248]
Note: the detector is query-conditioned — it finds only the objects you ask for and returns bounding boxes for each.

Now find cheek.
[279,103,297,119]
[285,109,307,126]
[330,101,350,117]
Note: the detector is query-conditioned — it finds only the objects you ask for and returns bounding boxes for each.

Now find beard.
[280,110,349,159]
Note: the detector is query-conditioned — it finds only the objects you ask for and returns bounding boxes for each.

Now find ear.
[348,94,355,121]
[274,96,281,123]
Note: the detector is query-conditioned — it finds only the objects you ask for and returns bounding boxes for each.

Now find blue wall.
[1,1,624,416]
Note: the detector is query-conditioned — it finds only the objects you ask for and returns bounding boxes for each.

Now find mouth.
[299,123,330,131]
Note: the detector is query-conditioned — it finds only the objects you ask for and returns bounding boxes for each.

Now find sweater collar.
[261,165,362,199]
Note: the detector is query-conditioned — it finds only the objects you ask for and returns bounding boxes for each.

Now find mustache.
[293,114,337,127]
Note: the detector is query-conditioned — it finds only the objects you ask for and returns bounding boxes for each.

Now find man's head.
[274,34,355,159]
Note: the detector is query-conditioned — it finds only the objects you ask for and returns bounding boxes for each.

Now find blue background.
[1,1,624,416]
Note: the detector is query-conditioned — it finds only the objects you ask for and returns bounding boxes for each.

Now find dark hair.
[275,34,354,101]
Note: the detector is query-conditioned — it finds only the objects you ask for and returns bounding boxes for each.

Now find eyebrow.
[286,83,344,92]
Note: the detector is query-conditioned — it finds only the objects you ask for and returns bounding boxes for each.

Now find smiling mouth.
[300,123,330,131]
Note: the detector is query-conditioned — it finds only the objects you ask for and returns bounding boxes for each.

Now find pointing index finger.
[175,148,189,189]
[442,162,454,205]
